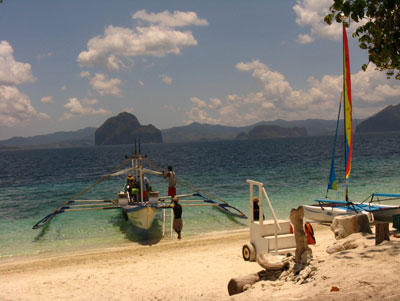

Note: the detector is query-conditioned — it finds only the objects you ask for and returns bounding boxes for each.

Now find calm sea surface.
[1,133,400,257]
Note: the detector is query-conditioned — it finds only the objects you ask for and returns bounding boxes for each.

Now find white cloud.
[160,74,173,85]
[77,10,207,71]
[132,10,208,27]
[186,60,400,126]
[60,97,110,120]
[297,33,315,44]
[80,71,91,78]
[89,73,122,96]
[0,40,36,85]
[293,0,365,43]
[40,96,54,103]
[81,97,98,105]
[0,85,49,127]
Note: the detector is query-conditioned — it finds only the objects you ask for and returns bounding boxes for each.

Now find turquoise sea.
[1,133,400,257]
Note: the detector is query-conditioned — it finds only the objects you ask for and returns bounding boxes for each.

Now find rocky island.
[95,112,163,145]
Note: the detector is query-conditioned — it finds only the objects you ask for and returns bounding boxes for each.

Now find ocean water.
[1,133,400,257]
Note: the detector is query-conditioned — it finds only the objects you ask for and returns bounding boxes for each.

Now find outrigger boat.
[32,151,246,232]
[303,21,400,223]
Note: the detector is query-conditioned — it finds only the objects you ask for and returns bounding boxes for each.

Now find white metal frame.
[246,179,281,254]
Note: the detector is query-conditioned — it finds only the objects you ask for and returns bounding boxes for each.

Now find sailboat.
[303,22,400,223]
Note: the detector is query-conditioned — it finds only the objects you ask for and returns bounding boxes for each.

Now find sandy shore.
[1,224,400,301]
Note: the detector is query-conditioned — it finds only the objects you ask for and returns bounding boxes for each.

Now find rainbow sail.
[343,24,352,198]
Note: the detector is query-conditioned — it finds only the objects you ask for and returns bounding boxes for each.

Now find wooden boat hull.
[123,205,158,230]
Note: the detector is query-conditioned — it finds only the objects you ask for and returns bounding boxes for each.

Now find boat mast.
[342,21,348,202]
[341,15,352,203]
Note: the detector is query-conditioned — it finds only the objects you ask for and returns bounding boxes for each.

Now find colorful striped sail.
[343,24,353,193]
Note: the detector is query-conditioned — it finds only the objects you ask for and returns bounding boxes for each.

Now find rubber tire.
[242,243,256,262]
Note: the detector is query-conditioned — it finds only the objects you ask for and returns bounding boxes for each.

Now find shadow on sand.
[110,213,163,246]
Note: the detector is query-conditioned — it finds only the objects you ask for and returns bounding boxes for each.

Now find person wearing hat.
[171,197,183,239]
[253,198,264,221]
[125,174,136,203]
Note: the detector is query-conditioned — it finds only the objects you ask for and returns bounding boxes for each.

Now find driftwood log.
[331,214,372,240]
[227,270,266,296]
[257,253,288,271]
[289,206,311,264]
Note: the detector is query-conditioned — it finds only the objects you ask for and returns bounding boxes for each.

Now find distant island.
[242,125,307,139]
[0,127,96,149]
[2,103,400,149]
[95,112,163,145]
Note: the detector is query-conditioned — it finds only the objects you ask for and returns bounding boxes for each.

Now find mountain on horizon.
[160,119,355,143]
[356,104,400,133]
[0,127,96,149]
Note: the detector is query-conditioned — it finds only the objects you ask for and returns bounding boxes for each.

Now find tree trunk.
[289,206,310,264]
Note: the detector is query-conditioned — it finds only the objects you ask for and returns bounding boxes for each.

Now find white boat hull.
[123,205,158,230]
[304,203,400,223]
[303,204,372,223]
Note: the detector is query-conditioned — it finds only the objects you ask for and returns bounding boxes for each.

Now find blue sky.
[1,0,399,140]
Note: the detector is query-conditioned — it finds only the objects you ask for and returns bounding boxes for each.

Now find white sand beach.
[1,224,400,301]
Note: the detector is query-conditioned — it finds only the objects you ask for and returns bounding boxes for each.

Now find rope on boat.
[32,157,132,229]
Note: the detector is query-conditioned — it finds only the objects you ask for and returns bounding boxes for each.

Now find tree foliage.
[325,0,400,79]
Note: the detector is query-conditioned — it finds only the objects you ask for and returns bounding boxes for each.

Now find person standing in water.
[171,197,182,239]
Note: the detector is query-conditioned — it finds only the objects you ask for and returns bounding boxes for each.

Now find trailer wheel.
[242,243,256,262]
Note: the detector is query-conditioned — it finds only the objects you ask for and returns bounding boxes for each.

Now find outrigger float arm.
[32,157,133,229]
[159,192,247,219]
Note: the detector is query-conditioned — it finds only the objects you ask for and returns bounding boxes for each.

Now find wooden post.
[375,222,390,245]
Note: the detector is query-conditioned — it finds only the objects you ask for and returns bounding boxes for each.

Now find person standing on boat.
[171,197,182,239]
[141,173,150,202]
[125,174,135,203]
[162,165,176,198]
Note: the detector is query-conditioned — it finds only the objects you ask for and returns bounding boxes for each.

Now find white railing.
[246,179,281,253]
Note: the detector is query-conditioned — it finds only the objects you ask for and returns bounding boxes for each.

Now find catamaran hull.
[303,205,371,223]
[304,204,400,223]
[123,205,158,230]
[369,206,400,222]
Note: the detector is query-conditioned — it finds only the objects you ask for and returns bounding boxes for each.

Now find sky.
[1,0,400,140]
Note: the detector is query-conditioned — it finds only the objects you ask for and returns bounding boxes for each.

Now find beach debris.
[330,214,372,240]
[326,232,373,254]
[289,206,312,264]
